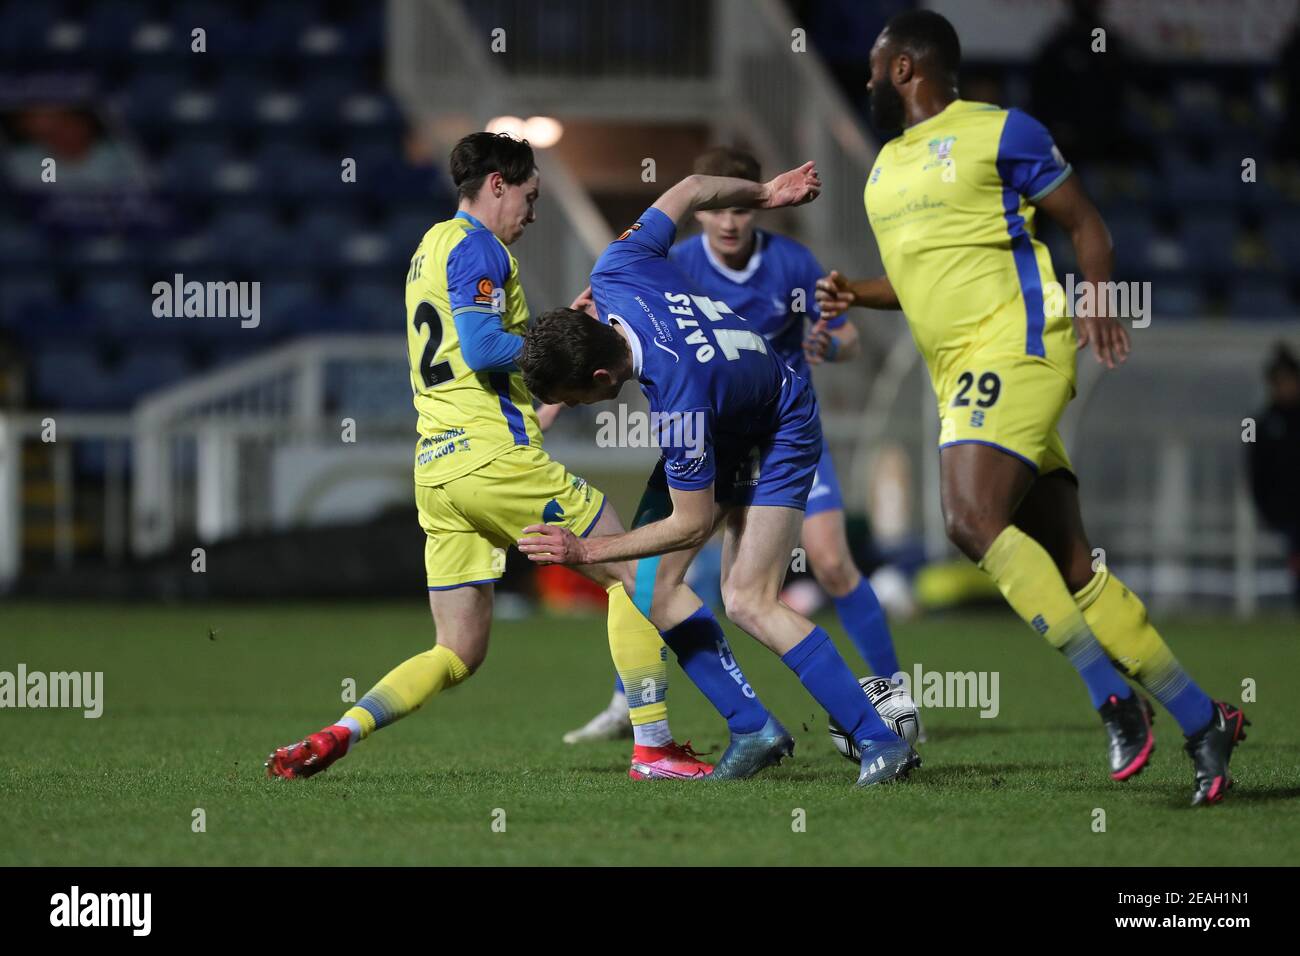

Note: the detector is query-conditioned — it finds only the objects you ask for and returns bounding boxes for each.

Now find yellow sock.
[980,525,1092,649]
[341,644,470,739]
[1073,568,1177,688]
[606,583,669,732]
[1073,567,1216,733]
[979,525,1130,705]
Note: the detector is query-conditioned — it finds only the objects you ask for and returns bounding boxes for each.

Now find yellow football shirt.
[405,211,540,486]
[864,99,1075,389]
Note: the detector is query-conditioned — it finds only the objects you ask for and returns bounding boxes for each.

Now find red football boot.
[628,740,713,780]
[265,725,352,779]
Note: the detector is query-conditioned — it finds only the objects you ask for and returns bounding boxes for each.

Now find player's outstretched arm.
[815,270,900,318]
[1034,174,1129,369]
[518,485,714,566]
[651,162,822,226]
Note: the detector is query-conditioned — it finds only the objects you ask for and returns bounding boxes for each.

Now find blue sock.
[1060,631,1133,709]
[833,577,901,679]
[660,606,768,734]
[1146,666,1215,736]
[613,673,625,695]
[782,626,895,746]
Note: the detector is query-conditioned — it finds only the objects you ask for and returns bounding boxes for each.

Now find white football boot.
[562,690,633,744]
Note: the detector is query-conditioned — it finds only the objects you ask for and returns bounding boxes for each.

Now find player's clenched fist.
[815,270,855,320]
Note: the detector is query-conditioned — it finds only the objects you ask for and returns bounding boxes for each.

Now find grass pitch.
[1,600,1296,866]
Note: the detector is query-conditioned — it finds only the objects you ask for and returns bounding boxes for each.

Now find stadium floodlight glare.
[486,115,563,148]
[522,116,563,147]
[485,115,524,137]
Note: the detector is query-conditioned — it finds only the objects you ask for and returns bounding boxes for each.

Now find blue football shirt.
[590,207,811,492]
[667,230,842,380]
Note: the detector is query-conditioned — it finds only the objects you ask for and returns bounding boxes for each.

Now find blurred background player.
[816,10,1247,805]
[561,145,914,746]
[266,132,712,781]
[1247,343,1300,607]
[519,163,922,787]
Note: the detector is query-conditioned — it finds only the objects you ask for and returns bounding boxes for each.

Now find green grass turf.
[1,600,1296,866]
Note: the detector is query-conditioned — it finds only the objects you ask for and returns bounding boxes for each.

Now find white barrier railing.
[0,325,1292,614]
[130,335,410,556]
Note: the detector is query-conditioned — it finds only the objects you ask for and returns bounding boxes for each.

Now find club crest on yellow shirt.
[923,136,957,171]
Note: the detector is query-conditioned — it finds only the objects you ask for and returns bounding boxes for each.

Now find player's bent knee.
[433,635,487,675]
[720,581,775,634]
[448,649,485,676]
[423,645,477,685]
[943,506,1003,561]
[586,560,631,594]
[811,554,858,597]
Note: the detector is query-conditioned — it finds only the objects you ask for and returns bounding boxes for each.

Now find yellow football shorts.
[416,444,607,589]
[935,352,1075,476]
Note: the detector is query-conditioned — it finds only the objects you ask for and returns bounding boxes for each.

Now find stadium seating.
[2,1,1296,414]
[811,21,1300,330]
[0,0,448,411]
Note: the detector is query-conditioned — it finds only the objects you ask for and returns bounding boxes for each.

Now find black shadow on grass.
[905,761,1070,786]
[915,723,1019,740]
[1223,785,1300,803]
[916,723,1099,742]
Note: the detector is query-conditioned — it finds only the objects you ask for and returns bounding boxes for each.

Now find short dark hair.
[883,10,961,81]
[449,131,536,201]
[520,308,627,403]
[693,146,761,182]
